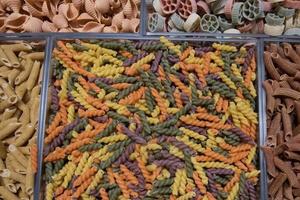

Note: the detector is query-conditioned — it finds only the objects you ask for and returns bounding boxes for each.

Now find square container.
[259,38,300,200]
[0,34,51,200]
[37,34,265,200]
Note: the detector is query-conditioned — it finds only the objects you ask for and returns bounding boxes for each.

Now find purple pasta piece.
[246,181,257,200]
[120,125,146,144]
[51,87,59,111]
[151,51,162,72]
[88,77,114,85]
[195,47,214,56]
[206,172,218,197]
[178,73,189,85]
[168,55,179,64]
[194,77,203,90]
[180,92,190,104]
[242,47,255,75]
[44,118,81,155]
[135,122,143,135]
[93,115,109,123]
[114,143,135,166]
[229,127,255,145]
[181,125,206,136]
[123,52,147,67]
[206,168,234,175]
[134,41,157,49]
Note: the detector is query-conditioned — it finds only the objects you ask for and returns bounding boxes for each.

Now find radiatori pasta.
[44,37,259,200]
[0,41,43,200]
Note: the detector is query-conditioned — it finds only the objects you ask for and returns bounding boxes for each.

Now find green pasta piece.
[94,120,118,140]
[114,76,138,83]
[78,143,103,152]
[53,159,65,175]
[107,139,131,151]
[45,162,53,182]
[95,80,117,93]
[71,43,89,52]
[107,111,131,124]
[98,147,124,169]
[108,187,122,200]
[145,88,155,112]
[183,151,193,178]
[116,82,143,101]
[153,178,174,188]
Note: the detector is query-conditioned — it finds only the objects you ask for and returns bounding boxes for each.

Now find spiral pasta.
[43,39,259,200]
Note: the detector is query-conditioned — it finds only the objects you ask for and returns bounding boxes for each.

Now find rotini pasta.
[43,39,259,200]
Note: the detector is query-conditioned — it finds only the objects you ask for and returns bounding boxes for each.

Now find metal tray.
[34,34,266,200]
[0,34,51,200]
[259,37,300,200]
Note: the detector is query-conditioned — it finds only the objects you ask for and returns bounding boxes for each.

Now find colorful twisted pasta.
[44,38,259,199]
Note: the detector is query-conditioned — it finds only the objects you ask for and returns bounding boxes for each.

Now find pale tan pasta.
[1,44,32,52]
[0,186,21,200]
[1,107,17,122]
[21,52,44,60]
[14,124,35,147]
[26,61,40,91]
[25,158,34,195]
[1,48,20,68]
[0,41,44,199]
[14,58,33,85]
[0,48,11,67]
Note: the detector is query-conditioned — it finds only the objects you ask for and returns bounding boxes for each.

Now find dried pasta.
[44,38,259,199]
[0,41,44,199]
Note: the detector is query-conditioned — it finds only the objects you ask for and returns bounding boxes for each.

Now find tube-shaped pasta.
[1,107,16,121]
[0,47,11,67]
[1,82,18,104]
[21,52,44,60]
[1,44,32,52]
[15,58,33,85]
[2,48,20,68]
[30,97,39,125]
[8,145,28,168]
[6,154,26,174]
[0,142,6,159]
[0,66,11,78]
[18,189,29,200]
[0,101,12,112]
[25,158,34,195]
[8,68,21,85]
[2,177,17,193]
[18,147,31,155]
[17,101,30,125]
[31,85,40,98]
[15,81,27,100]
[26,61,40,90]
[14,124,35,146]
[0,122,22,140]
[0,186,21,200]
[0,117,17,129]
[1,169,26,184]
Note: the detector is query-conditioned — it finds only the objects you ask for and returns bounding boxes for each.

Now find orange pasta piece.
[111,83,131,90]
[119,87,146,105]
[73,166,97,187]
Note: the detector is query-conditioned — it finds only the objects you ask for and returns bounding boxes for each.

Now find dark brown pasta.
[283,43,300,64]
[281,106,293,142]
[264,51,281,80]
[268,173,287,198]
[263,80,275,116]
[263,42,300,200]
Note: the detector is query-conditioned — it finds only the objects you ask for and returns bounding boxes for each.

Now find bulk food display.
[0,0,140,33]
[41,37,261,200]
[263,41,300,200]
[147,0,300,35]
[0,41,45,200]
